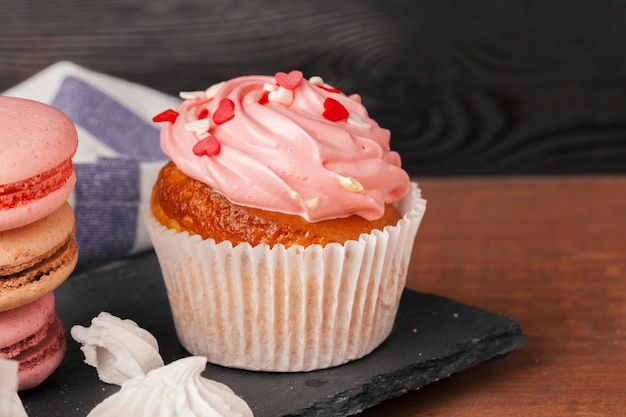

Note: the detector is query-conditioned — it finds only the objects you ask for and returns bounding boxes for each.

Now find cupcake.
[145,71,426,371]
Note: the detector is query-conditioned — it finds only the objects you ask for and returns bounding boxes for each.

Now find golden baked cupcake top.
[151,161,402,247]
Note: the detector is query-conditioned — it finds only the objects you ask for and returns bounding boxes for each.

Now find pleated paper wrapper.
[143,182,426,372]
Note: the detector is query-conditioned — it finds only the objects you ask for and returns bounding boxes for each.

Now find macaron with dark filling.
[0,202,78,311]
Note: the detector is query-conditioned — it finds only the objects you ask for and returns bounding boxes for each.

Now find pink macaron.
[0,96,78,231]
[0,292,66,390]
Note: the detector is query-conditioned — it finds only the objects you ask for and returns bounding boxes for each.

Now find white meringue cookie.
[86,356,253,417]
[0,359,28,417]
[70,312,164,386]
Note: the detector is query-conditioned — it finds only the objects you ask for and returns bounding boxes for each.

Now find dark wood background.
[2,0,626,176]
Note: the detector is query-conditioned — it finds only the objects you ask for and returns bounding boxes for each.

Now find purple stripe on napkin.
[52,76,164,161]
[72,159,140,270]
[51,76,165,271]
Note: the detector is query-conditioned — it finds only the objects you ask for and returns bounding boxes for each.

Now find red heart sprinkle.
[197,108,209,119]
[258,90,270,105]
[192,136,221,156]
[213,98,235,124]
[275,70,303,90]
[317,85,343,94]
[152,109,179,123]
[322,98,349,121]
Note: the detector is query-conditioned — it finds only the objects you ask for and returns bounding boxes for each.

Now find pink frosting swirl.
[159,73,409,222]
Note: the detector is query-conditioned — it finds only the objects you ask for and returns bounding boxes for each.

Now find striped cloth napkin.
[3,61,180,272]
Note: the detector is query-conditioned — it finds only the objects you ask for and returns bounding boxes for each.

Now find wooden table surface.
[360,175,626,416]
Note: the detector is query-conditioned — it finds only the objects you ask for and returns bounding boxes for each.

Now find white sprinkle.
[263,83,278,92]
[291,192,320,210]
[309,76,324,85]
[204,82,225,99]
[179,90,205,100]
[347,113,371,128]
[268,86,294,106]
[305,197,320,210]
[184,118,210,134]
[338,175,364,193]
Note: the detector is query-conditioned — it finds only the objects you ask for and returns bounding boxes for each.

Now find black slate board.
[20,251,526,416]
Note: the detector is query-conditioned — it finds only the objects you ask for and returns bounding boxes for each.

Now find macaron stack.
[0,96,79,390]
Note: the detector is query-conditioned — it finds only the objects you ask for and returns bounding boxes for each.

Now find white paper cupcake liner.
[143,182,426,372]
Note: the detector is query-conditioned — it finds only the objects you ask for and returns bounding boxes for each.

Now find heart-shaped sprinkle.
[290,191,302,201]
[213,98,235,124]
[268,86,294,106]
[347,113,371,128]
[152,109,179,123]
[317,84,343,94]
[305,196,320,210]
[309,76,342,93]
[258,90,270,104]
[275,70,303,90]
[197,108,209,119]
[184,118,210,134]
[338,175,364,192]
[309,76,324,85]
[289,191,320,210]
[322,98,349,121]
[179,90,205,100]
[205,82,225,99]
[192,136,221,156]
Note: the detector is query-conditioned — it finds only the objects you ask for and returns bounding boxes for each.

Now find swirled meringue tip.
[0,359,28,417]
[153,71,411,223]
[70,312,164,386]
[87,356,253,417]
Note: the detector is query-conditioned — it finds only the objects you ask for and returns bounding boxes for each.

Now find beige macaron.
[0,202,78,312]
